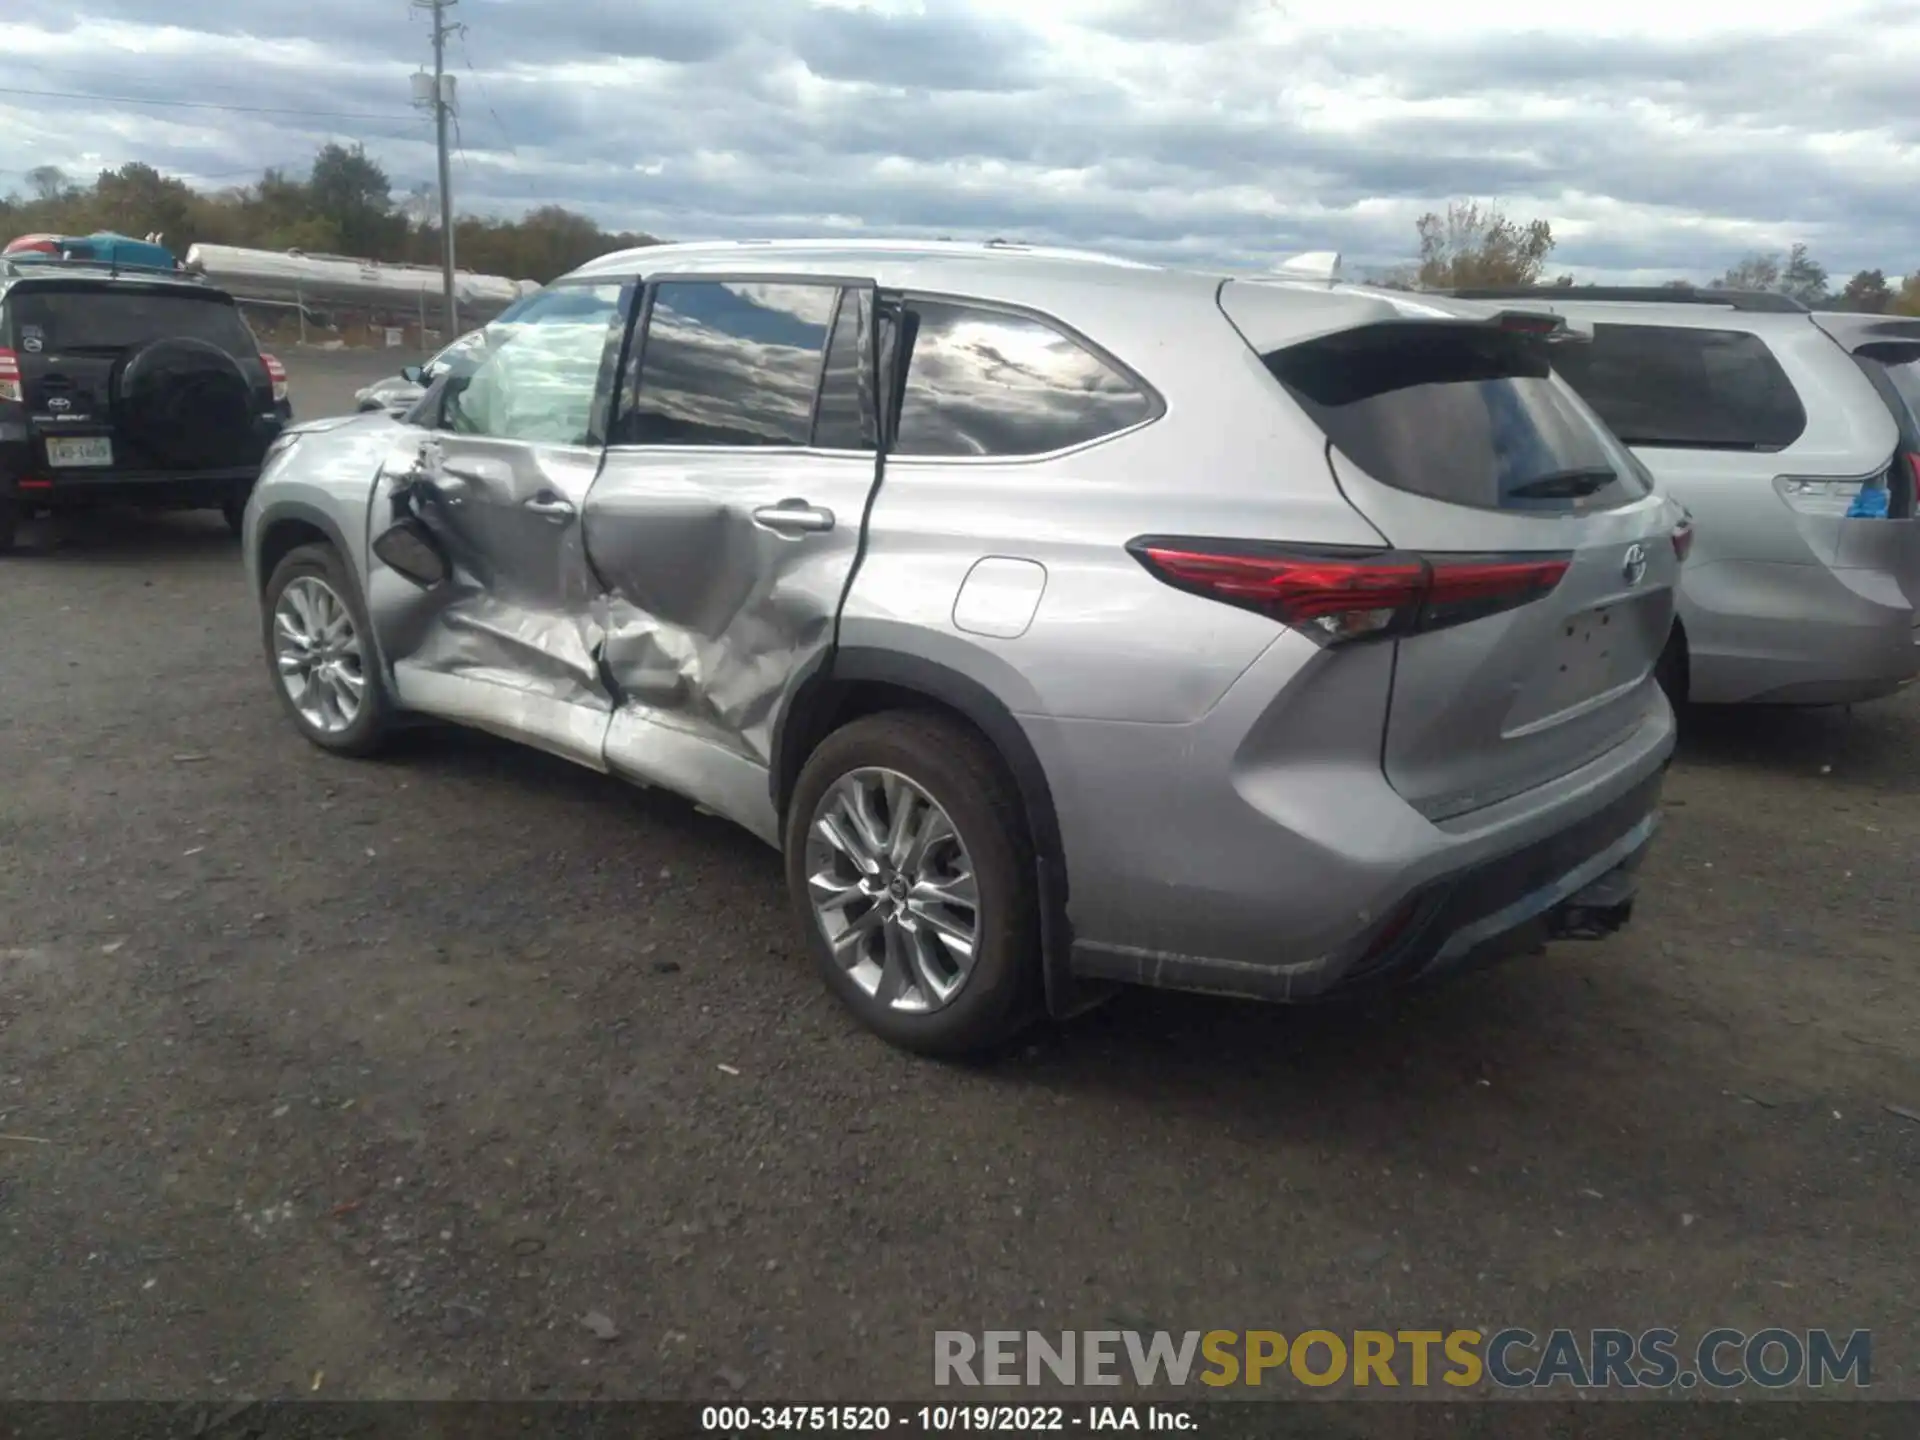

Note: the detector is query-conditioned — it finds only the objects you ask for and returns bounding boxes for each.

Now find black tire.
[784,710,1042,1056]
[221,493,248,536]
[261,542,394,757]
[0,498,16,555]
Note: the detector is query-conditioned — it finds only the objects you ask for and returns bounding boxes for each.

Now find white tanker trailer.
[183,243,538,324]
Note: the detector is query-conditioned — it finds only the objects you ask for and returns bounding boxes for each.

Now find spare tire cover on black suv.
[115,337,257,470]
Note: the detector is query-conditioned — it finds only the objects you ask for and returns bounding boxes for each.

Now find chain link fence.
[236,291,460,362]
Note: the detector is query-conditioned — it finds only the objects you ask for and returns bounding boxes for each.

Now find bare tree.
[26,165,68,203]
[1414,200,1556,288]
[1714,244,1828,305]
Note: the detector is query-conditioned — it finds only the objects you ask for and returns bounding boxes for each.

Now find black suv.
[0,254,293,551]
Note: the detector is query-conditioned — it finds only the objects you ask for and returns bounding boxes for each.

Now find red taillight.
[1131,540,1571,646]
[260,352,289,404]
[0,347,20,404]
[17,478,52,490]
[1671,516,1695,563]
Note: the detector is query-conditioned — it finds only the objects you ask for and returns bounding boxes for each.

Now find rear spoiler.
[1810,312,1920,364]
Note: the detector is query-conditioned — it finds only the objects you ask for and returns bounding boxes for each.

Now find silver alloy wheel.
[804,766,981,1014]
[272,575,366,735]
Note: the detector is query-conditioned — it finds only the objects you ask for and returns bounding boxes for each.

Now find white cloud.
[4,0,1920,283]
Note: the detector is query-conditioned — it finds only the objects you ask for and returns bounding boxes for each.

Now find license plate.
[46,436,113,468]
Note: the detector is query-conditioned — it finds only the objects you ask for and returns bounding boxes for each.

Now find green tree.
[1414,200,1556,288]
[0,142,656,283]
[307,143,403,258]
[1840,269,1892,313]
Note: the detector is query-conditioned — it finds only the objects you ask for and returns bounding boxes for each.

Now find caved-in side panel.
[371,439,613,705]
[585,451,873,767]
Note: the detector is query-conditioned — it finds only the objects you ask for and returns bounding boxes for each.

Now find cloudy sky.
[4,0,1920,283]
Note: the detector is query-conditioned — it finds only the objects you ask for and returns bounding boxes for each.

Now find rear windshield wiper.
[1507,467,1617,499]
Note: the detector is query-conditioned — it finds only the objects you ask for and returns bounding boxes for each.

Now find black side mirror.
[399,364,426,384]
[372,517,451,589]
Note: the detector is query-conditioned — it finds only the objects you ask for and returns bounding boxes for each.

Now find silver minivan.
[245,241,1684,1053]
[1454,286,1920,706]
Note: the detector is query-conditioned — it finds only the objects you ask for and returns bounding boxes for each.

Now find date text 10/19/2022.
[700,1407,1191,1432]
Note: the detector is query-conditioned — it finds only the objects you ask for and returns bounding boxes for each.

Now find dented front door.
[363,280,632,768]
[581,276,883,842]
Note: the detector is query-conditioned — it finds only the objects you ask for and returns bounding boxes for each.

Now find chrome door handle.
[523,493,575,520]
[751,500,835,535]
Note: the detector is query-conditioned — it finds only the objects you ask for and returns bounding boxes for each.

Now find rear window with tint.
[11,287,257,357]
[1265,322,1651,513]
[1550,323,1807,452]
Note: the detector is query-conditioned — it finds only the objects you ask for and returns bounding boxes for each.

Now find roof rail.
[1441,284,1809,315]
[0,252,203,283]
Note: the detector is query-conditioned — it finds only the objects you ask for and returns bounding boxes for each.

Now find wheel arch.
[772,646,1100,1021]
[253,500,354,598]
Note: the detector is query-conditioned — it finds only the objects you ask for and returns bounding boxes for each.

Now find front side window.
[617,281,839,447]
[1551,324,1808,452]
[440,282,625,446]
[890,301,1155,458]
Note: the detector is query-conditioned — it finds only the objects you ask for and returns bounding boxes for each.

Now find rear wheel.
[221,493,248,536]
[0,498,16,555]
[784,711,1041,1056]
[262,542,392,757]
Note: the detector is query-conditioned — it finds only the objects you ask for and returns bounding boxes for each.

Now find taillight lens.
[1671,516,1694,563]
[0,348,20,404]
[260,352,289,404]
[1129,539,1571,646]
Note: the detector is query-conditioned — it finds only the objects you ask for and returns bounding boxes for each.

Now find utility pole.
[412,0,460,339]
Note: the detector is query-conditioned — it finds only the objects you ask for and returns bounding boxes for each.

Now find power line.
[0,84,419,122]
[456,32,516,155]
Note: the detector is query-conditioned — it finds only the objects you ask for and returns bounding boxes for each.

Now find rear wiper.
[1508,467,1616,499]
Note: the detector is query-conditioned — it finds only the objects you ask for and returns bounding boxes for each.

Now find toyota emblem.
[1622,542,1648,587]
[47,397,71,411]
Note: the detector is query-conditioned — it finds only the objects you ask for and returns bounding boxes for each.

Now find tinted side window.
[1267,322,1651,513]
[891,301,1153,458]
[441,282,623,445]
[811,288,876,451]
[1551,324,1808,452]
[619,281,836,447]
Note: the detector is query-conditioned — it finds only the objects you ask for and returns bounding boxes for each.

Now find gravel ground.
[1,355,1916,1403]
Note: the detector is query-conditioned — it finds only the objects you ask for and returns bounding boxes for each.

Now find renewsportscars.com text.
[933,1328,1871,1391]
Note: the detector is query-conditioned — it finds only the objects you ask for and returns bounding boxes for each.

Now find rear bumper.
[5,467,261,508]
[1068,764,1665,1003]
[1031,630,1676,1005]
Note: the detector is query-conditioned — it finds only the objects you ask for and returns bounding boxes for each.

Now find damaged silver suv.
[245,241,1685,1054]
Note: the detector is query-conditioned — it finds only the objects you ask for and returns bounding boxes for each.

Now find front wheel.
[784,711,1041,1056]
[261,542,393,756]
